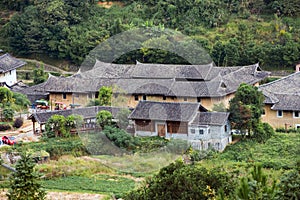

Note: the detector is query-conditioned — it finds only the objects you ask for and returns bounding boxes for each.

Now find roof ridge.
[259,72,300,88]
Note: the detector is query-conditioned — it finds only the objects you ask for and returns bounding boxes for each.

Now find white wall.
[0,69,17,86]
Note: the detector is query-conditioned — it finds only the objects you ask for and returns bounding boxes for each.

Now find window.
[183,97,187,101]
[163,96,166,100]
[190,129,195,134]
[262,109,266,115]
[293,111,299,118]
[296,124,300,130]
[199,129,204,134]
[143,95,147,101]
[9,70,12,75]
[134,95,139,101]
[197,97,201,103]
[277,110,283,118]
[224,125,228,132]
[62,93,67,99]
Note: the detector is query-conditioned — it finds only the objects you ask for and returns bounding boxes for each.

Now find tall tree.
[6,153,46,200]
[98,86,112,106]
[229,83,264,135]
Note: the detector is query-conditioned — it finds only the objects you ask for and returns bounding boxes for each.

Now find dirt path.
[0,190,108,200]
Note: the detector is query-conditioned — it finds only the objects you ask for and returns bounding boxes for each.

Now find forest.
[0,0,300,70]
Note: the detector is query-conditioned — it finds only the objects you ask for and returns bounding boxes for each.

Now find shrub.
[0,124,11,131]
[2,108,14,121]
[278,170,300,199]
[13,117,23,128]
[103,126,136,150]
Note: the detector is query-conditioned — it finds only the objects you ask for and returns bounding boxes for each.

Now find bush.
[278,170,300,199]
[13,117,23,128]
[2,108,14,121]
[103,126,137,150]
[124,160,235,200]
[0,124,11,131]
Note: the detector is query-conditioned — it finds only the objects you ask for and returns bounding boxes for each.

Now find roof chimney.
[296,63,300,72]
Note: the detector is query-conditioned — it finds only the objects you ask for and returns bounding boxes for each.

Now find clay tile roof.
[129,101,200,122]
[190,112,229,126]
[0,53,26,73]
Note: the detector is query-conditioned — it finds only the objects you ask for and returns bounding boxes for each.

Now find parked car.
[2,136,16,145]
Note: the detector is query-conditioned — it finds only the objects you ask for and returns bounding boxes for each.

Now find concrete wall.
[262,104,300,129]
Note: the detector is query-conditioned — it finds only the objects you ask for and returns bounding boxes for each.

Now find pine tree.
[6,153,46,200]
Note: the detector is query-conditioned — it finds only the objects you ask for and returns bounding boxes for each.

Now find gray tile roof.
[29,106,122,124]
[0,53,26,73]
[190,112,229,126]
[259,72,300,111]
[129,101,200,122]
[20,62,269,98]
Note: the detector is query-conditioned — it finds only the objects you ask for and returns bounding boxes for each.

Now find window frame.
[277,110,283,118]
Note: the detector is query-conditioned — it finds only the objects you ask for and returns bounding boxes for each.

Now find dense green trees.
[98,86,112,106]
[1,0,300,69]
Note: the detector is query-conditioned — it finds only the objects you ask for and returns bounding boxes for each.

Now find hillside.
[0,0,299,71]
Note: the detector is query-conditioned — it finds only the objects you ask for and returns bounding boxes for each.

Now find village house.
[259,72,300,129]
[129,101,231,151]
[20,61,270,110]
[0,53,26,86]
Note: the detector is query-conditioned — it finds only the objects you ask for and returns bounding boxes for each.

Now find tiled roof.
[29,106,122,124]
[0,53,26,73]
[129,101,200,122]
[190,112,229,126]
[20,62,269,98]
[259,72,300,111]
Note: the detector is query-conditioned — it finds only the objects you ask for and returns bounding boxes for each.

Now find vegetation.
[96,110,113,129]
[6,153,46,200]
[0,1,300,70]
[98,86,113,106]
[33,65,47,85]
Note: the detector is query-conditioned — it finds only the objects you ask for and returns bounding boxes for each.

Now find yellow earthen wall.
[261,105,300,129]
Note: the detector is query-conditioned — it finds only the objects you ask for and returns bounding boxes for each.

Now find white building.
[0,53,26,86]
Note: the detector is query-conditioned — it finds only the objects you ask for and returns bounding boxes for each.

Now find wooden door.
[157,124,166,137]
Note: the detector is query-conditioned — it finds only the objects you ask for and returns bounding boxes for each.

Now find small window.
[143,95,147,101]
[277,110,283,118]
[190,129,195,134]
[296,124,300,129]
[262,109,266,115]
[9,70,12,75]
[62,93,67,99]
[199,129,204,134]
[183,97,187,101]
[163,96,166,100]
[293,111,299,118]
[224,125,228,132]
[134,95,139,101]
[197,97,201,103]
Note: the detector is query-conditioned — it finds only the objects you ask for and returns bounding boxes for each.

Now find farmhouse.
[20,61,270,110]
[0,53,26,86]
[259,72,300,129]
[129,101,231,151]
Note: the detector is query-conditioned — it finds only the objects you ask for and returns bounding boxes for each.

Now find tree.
[236,164,279,200]
[116,108,131,129]
[45,115,66,137]
[0,87,14,107]
[96,110,113,129]
[33,65,47,85]
[12,92,31,111]
[99,86,112,106]
[65,114,84,134]
[6,153,46,200]
[229,83,264,135]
